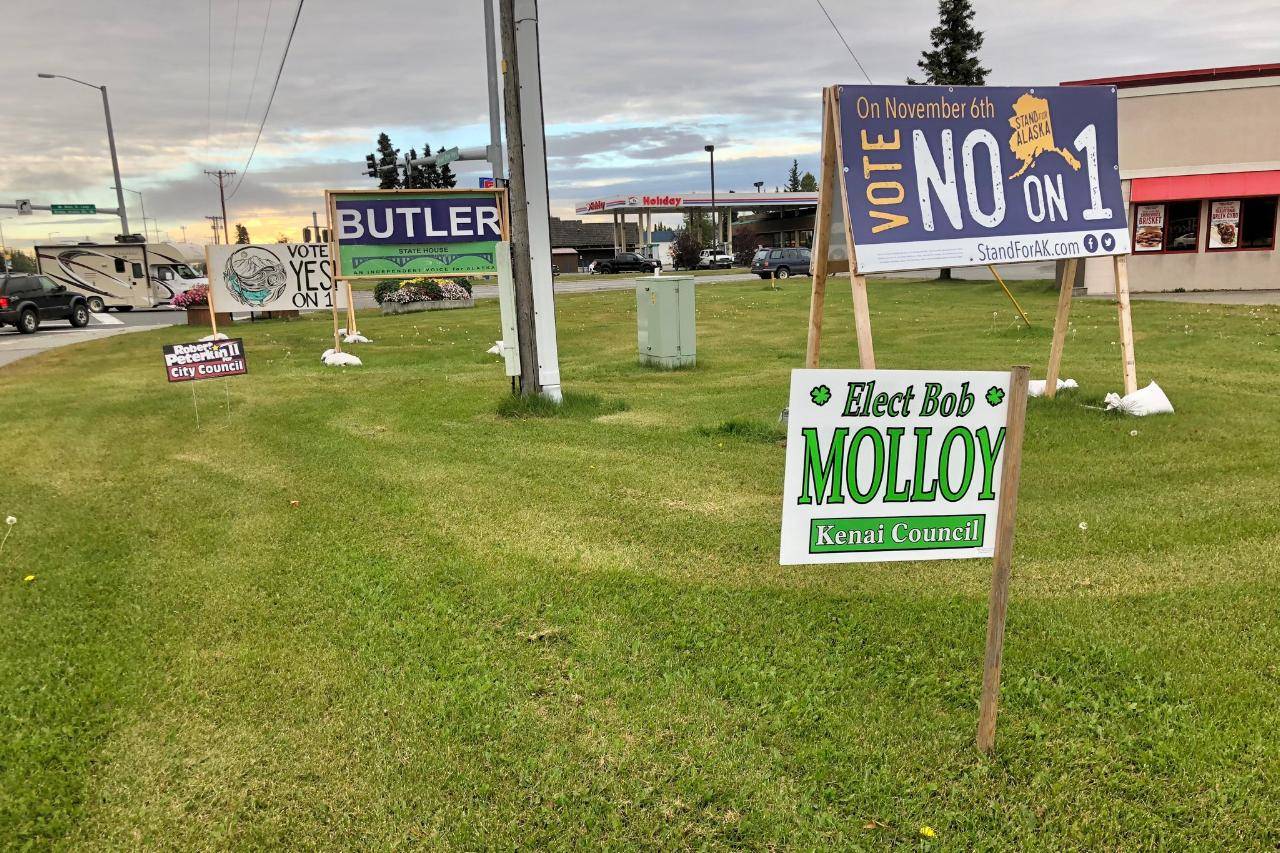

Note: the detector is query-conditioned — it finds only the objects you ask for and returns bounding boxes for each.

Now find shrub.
[669,227,703,271]
[380,277,473,304]
[373,280,401,304]
[172,285,209,308]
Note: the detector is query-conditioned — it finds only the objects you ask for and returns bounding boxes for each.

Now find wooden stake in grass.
[977,364,1030,754]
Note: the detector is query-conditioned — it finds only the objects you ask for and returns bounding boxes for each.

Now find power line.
[222,0,243,136]
[206,0,213,156]
[814,0,873,84]
[241,0,276,125]
[227,0,304,200]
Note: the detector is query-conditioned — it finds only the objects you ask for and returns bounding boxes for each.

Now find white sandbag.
[343,333,372,344]
[321,349,363,367]
[198,332,230,342]
[1028,378,1078,398]
[486,340,506,356]
[1104,381,1173,416]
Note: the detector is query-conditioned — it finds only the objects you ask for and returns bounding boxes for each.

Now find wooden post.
[976,364,1030,754]
[500,0,541,394]
[203,246,220,338]
[1043,257,1077,399]
[806,87,838,368]
[987,265,1032,328]
[1113,255,1138,395]
[829,86,875,369]
[345,280,358,335]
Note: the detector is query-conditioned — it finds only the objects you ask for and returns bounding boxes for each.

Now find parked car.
[590,253,660,274]
[696,248,734,269]
[751,247,812,279]
[0,274,92,334]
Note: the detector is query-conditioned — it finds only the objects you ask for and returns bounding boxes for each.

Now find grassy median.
[2,277,1278,848]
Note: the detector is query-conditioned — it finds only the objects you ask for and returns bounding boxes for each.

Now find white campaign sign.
[780,369,1013,565]
[206,243,346,312]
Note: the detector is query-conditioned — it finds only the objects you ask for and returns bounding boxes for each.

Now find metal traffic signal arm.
[1,200,121,216]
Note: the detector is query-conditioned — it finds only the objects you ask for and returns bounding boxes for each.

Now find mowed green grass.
[1,277,1278,848]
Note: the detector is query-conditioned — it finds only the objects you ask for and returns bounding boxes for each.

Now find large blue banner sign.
[836,84,1129,274]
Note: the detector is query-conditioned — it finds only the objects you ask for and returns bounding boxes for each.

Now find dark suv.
[0,274,91,334]
[751,247,812,279]
[591,252,660,274]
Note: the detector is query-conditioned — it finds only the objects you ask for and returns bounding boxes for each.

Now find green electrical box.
[635,275,696,368]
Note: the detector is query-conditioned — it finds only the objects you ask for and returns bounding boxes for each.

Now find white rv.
[34,241,207,312]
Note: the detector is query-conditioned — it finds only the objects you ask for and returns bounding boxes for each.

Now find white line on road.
[90,312,124,326]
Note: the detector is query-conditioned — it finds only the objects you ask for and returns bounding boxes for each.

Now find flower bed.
[173,284,235,326]
[376,277,474,314]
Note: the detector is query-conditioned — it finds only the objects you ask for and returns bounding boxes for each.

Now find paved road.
[0,308,183,368]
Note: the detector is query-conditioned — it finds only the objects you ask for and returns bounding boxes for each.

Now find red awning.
[1130,170,1280,203]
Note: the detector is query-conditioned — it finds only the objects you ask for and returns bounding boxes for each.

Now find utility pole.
[204,169,236,244]
[483,0,505,182]
[206,215,224,244]
[499,0,540,395]
[705,144,718,250]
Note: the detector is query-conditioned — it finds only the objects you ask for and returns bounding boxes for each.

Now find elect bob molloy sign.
[326,188,508,280]
[837,85,1129,273]
[780,369,1013,564]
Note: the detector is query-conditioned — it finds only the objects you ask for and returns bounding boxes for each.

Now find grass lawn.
[349,267,752,290]
[2,276,1278,848]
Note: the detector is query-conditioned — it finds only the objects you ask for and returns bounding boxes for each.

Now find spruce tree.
[372,132,402,189]
[908,0,988,86]
[799,171,818,192]
[234,223,250,244]
[909,0,987,279]
[436,147,457,189]
[786,159,803,192]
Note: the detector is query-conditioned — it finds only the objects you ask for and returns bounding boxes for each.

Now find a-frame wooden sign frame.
[806,85,1139,398]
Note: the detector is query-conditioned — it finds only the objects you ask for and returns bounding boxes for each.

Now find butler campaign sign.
[326,189,507,280]
[206,243,346,312]
[837,85,1129,273]
[780,369,1014,565]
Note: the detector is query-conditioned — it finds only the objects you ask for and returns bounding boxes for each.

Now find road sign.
[51,204,97,215]
[479,177,495,188]
[15,199,32,215]
[434,147,461,167]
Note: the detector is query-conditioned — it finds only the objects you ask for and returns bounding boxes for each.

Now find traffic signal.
[364,154,377,177]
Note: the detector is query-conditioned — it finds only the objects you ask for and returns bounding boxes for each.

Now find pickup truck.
[589,253,660,275]
[696,248,734,269]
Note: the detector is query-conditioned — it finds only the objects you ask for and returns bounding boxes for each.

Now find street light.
[704,144,717,251]
[754,181,764,193]
[114,187,149,241]
[38,72,130,238]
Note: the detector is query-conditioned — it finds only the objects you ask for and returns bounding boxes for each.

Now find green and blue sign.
[326,189,507,279]
[837,84,1129,273]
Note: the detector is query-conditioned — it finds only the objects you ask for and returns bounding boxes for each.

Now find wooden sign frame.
[806,85,1139,397]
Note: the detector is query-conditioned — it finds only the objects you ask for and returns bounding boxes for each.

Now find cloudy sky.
[1,0,1276,249]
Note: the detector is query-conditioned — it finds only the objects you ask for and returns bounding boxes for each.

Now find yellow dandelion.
[920,826,936,838]
[23,575,35,582]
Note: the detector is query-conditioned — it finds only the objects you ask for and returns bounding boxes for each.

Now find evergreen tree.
[799,171,818,192]
[908,0,988,86]
[785,159,803,192]
[370,132,402,189]
[436,146,457,189]
[234,223,250,244]
[908,0,987,280]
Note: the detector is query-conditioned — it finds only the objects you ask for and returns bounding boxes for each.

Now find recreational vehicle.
[34,241,207,312]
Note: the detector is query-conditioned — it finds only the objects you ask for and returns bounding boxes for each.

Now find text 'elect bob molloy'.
[779,369,1013,565]
[334,197,502,245]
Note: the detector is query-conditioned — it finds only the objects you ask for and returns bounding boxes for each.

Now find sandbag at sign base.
[1104,381,1173,416]
[321,349,363,367]
[198,332,230,343]
[1028,378,1078,397]
[338,328,373,344]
